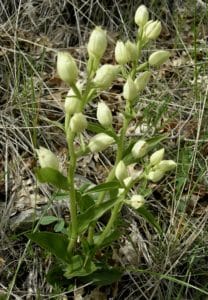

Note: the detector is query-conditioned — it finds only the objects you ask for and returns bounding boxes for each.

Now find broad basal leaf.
[83,267,123,286]
[64,255,97,279]
[27,232,69,262]
[40,215,59,225]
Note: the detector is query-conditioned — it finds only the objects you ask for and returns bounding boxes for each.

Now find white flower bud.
[157,160,177,172]
[123,176,133,188]
[97,102,112,128]
[115,161,128,183]
[88,133,114,153]
[150,148,164,166]
[123,77,138,102]
[115,41,130,65]
[143,20,153,28]
[134,71,151,92]
[65,96,80,115]
[125,41,138,62]
[69,113,88,133]
[144,20,162,40]
[134,5,149,27]
[132,140,148,159]
[64,84,82,115]
[149,50,170,67]
[57,51,78,86]
[36,147,59,170]
[93,64,120,89]
[129,194,145,209]
[118,188,125,196]
[87,27,107,59]
[147,170,164,182]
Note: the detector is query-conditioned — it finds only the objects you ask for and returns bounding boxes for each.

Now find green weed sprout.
[29,4,176,287]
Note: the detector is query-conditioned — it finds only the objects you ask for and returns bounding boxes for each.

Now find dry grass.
[0,0,208,299]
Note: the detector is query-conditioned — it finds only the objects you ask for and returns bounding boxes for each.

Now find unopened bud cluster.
[135,5,162,41]
[147,148,176,182]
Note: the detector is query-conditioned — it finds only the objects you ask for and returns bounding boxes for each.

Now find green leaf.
[137,206,162,234]
[54,219,65,232]
[123,139,136,158]
[64,255,97,279]
[76,192,95,213]
[94,229,122,248]
[27,232,69,262]
[46,265,69,288]
[36,167,69,190]
[40,216,59,225]
[88,122,117,140]
[83,267,123,286]
[0,293,7,300]
[77,198,118,234]
[146,134,168,148]
[84,181,120,194]
[87,122,105,134]
[52,191,69,201]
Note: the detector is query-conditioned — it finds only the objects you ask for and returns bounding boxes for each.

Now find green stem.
[87,105,130,244]
[95,197,123,248]
[71,84,82,99]
[67,132,78,254]
[96,105,130,207]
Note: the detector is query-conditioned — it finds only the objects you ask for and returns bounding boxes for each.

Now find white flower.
[132,140,148,159]
[115,41,130,65]
[69,113,88,133]
[135,5,149,27]
[134,71,151,92]
[156,160,177,172]
[149,50,170,67]
[64,83,82,115]
[87,27,107,59]
[57,51,78,85]
[36,147,59,170]
[147,170,165,182]
[97,102,112,127]
[129,194,145,209]
[88,133,114,153]
[123,176,133,188]
[150,148,165,166]
[125,40,138,61]
[115,161,128,183]
[93,64,120,89]
[144,20,162,40]
[123,77,138,102]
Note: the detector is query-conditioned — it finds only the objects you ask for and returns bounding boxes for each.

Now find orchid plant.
[28,5,176,288]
